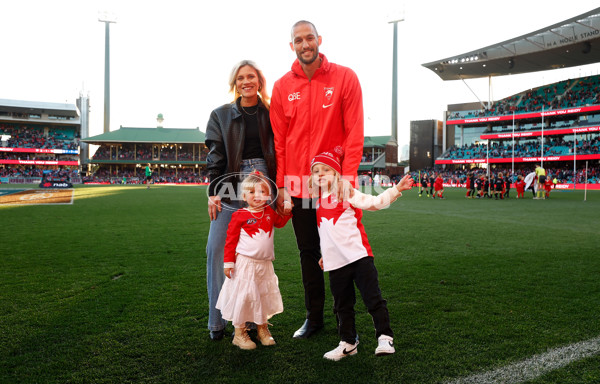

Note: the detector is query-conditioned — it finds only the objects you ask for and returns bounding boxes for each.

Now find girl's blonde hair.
[240,172,272,203]
[308,163,341,198]
[229,60,270,109]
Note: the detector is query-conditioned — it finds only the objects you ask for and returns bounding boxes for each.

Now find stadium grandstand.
[0,94,402,186]
[414,7,600,189]
[0,98,83,184]
[82,125,209,184]
[82,125,400,185]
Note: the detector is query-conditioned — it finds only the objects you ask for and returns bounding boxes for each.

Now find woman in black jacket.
[204,60,277,341]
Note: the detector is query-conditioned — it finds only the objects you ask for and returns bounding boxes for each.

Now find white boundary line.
[446,336,600,384]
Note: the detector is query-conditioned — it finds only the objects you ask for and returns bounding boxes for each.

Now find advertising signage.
[447,105,600,126]
[0,147,79,154]
[480,125,600,140]
[0,159,79,166]
[435,153,600,165]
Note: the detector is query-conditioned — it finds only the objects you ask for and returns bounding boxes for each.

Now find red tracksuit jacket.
[270,53,364,198]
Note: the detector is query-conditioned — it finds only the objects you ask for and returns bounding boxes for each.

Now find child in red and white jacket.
[309,147,414,361]
[515,175,526,198]
[433,174,444,199]
[216,172,291,350]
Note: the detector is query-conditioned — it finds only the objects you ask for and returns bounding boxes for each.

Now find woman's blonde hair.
[307,164,341,198]
[229,60,270,109]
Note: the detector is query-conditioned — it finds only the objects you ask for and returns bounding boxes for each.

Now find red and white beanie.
[311,146,344,174]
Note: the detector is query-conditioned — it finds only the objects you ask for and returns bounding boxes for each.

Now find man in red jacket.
[270,20,364,339]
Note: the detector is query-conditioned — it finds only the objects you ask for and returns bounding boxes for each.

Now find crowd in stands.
[449,75,600,120]
[412,166,600,185]
[0,124,79,150]
[92,144,208,162]
[82,167,208,184]
[0,166,79,179]
[361,152,384,163]
[441,137,600,160]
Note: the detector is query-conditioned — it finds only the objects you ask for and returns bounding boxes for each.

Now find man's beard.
[297,48,319,65]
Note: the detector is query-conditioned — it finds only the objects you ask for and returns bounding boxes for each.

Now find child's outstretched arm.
[350,174,414,211]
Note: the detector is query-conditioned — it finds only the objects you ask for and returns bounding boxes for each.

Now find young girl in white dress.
[215,172,291,350]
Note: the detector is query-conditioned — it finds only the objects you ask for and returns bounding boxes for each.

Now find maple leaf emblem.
[241,210,274,237]
[316,195,346,227]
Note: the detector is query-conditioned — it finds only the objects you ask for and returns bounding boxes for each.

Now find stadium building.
[82,120,208,184]
[82,126,400,184]
[0,98,84,184]
[0,96,402,185]
[414,7,600,186]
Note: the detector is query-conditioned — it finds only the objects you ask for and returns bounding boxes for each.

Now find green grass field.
[1,185,599,383]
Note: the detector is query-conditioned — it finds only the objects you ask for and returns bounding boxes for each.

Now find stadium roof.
[83,126,206,144]
[0,98,79,117]
[423,7,600,81]
[364,135,394,148]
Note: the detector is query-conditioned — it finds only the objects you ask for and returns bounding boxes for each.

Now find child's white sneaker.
[375,335,395,356]
[323,340,359,361]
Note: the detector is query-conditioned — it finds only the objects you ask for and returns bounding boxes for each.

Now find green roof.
[84,129,388,148]
[364,136,393,148]
[83,127,205,144]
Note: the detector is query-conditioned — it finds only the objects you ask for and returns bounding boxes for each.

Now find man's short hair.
[291,20,319,41]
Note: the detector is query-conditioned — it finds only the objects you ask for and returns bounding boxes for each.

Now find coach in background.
[270,20,364,339]
[204,60,277,341]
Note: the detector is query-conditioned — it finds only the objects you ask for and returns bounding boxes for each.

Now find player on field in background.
[534,163,546,199]
[483,175,491,198]
[428,173,435,197]
[465,172,473,198]
[503,173,511,198]
[433,173,444,199]
[493,172,504,200]
[419,173,429,197]
[145,163,152,189]
[475,174,483,198]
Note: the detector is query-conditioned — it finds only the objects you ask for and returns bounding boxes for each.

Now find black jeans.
[291,197,324,324]
[329,256,393,344]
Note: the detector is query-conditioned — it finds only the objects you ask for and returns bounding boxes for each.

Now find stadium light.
[389,17,405,143]
[98,11,117,134]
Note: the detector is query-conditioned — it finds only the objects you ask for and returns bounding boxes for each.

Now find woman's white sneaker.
[323,340,359,361]
[375,335,395,356]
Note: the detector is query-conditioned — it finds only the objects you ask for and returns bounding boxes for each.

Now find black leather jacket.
[205,97,276,196]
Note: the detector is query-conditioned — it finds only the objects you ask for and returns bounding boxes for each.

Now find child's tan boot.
[257,324,276,346]
[232,327,256,350]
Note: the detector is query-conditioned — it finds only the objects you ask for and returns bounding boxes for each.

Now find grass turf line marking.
[446,336,600,384]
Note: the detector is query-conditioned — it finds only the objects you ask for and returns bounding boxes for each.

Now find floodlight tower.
[389,17,404,143]
[98,12,117,134]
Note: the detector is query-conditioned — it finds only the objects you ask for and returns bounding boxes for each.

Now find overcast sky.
[2,0,599,149]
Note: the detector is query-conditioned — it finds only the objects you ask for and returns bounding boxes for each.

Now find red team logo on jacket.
[324,87,334,100]
[323,87,334,108]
